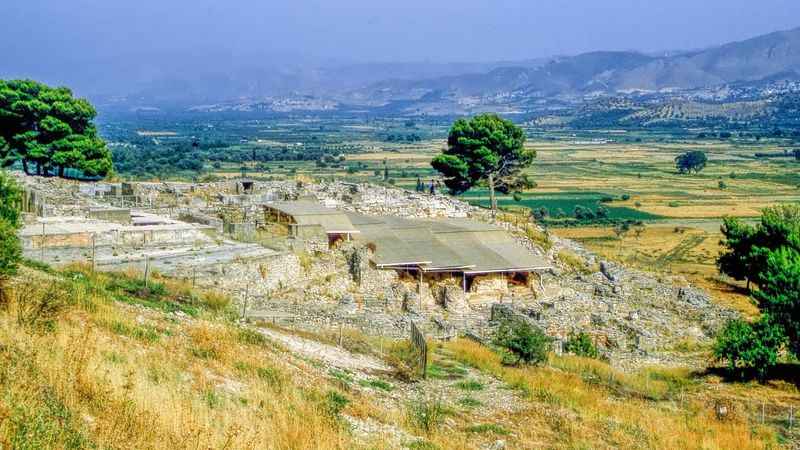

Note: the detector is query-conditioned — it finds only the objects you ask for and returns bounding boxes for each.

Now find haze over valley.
[2,2,800,449]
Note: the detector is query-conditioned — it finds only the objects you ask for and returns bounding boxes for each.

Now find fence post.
[761,401,766,424]
[91,234,96,273]
[241,283,250,321]
[790,405,794,430]
[144,256,150,287]
[40,222,46,262]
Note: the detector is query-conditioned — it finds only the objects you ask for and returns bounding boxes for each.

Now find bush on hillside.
[0,172,22,303]
[565,331,600,359]
[713,318,785,381]
[493,318,551,366]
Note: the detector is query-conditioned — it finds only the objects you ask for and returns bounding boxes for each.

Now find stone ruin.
[12,172,737,369]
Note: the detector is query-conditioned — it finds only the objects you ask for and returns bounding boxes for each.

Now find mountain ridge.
[95,26,800,122]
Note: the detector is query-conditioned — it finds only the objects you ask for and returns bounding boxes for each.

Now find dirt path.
[256,327,392,373]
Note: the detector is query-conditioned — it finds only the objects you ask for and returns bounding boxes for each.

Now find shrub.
[465,423,510,435]
[557,250,595,274]
[202,389,222,409]
[323,390,349,417]
[14,282,71,332]
[384,340,423,381]
[0,171,22,225]
[0,219,22,300]
[109,277,167,299]
[457,397,482,408]
[296,251,313,272]
[621,194,631,201]
[565,331,599,359]
[454,379,484,391]
[21,257,53,274]
[201,290,231,312]
[0,172,22,301]
[525,225,552,252]
[407,396,447,434]
[407,440,441,450]
[256,366,286,389]
[493,319,551,366]
[713,318,785,381]
[531,207,549,221]
[238,328,268,346]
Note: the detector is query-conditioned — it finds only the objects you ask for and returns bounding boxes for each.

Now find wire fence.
[26,236,800,443]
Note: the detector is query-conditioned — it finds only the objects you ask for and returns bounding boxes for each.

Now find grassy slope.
[443,339,787,450]
[1,262,797,449]
[0,265,359,449]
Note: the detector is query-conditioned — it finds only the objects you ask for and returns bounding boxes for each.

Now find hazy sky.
[2,0,799,94]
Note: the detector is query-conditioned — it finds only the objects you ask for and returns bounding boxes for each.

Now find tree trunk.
[22,159,29,175]
[489,173,497,218]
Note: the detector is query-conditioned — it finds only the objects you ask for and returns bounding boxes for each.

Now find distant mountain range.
[99,26,800,128]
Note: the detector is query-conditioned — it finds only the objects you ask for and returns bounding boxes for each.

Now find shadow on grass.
[704,275,752,296]
[703,363,800,385]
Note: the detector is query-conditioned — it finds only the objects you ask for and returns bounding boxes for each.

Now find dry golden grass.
[556,249,597,274]
[554,225,759,317]
[2,261,794,449]
[640,200,768,218]
[443,339,779,450]
[0,269,359,450]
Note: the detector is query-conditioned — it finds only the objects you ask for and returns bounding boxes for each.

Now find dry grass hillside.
[1,262,797,449]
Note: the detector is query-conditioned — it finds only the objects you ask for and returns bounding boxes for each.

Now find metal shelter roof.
[427,221,550,273]
[264,201,359,234]
[349,213,551,274]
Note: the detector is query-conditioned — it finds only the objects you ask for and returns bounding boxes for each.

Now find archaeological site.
[13,172,732,370]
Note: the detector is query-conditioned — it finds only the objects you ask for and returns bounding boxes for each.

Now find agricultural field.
[105,117,800,311]
[317,131,797,311]
[515,134,799,313]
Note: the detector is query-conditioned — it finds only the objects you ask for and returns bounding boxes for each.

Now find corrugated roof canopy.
[265,202,551,273]
[265,201,359,234]
[349,213,551,274]
[267,201,343,217]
